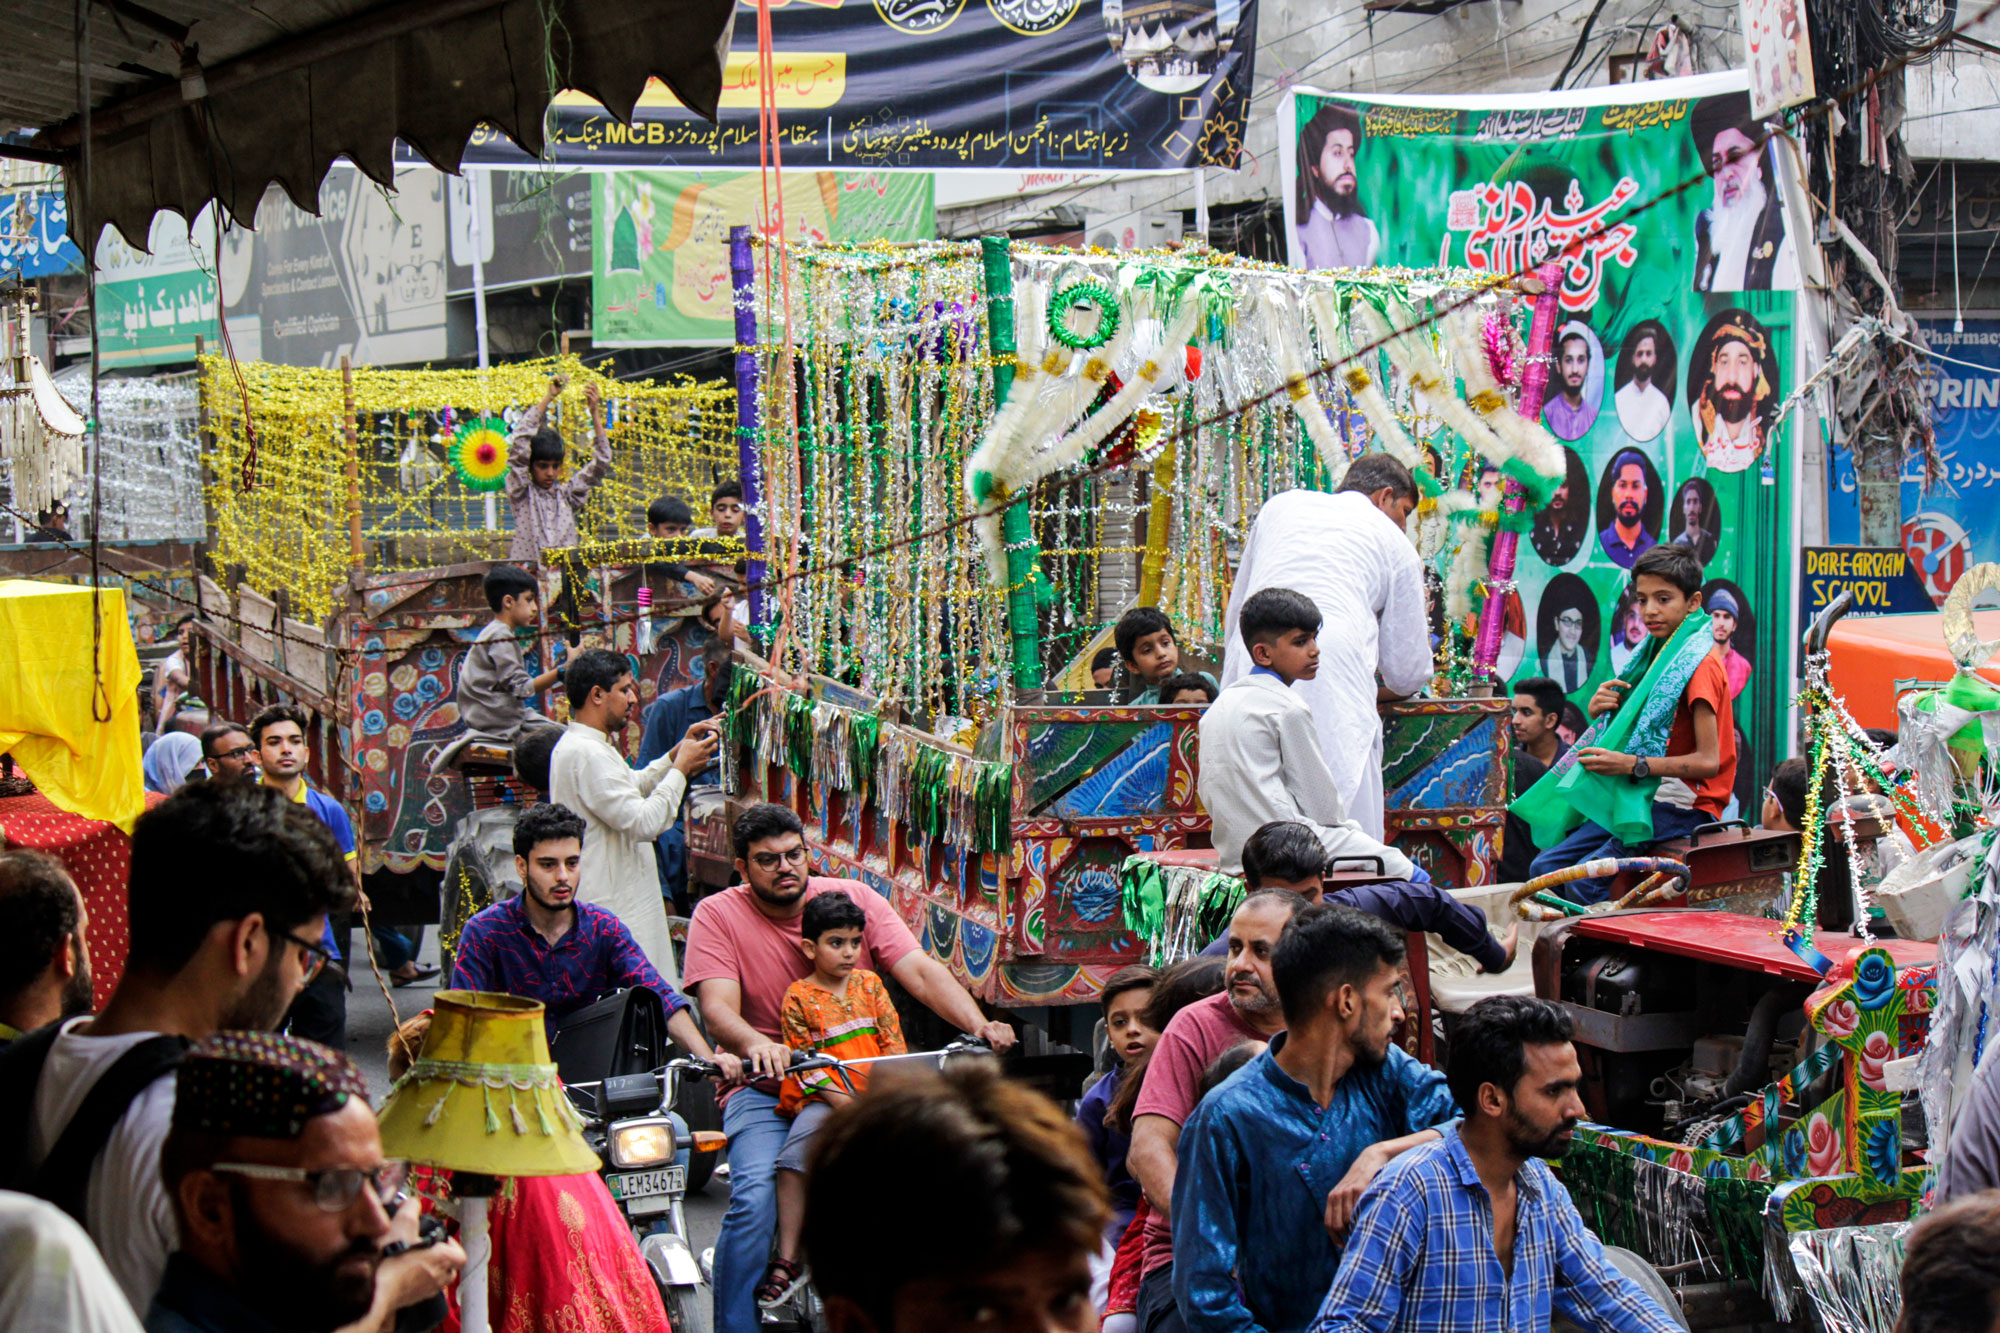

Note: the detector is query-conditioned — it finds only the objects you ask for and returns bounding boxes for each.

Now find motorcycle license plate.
[608,1165,685,1206]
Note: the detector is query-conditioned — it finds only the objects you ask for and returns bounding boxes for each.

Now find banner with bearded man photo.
[1690,92,1800,292]
[1689,308,1781,474]
[1293,101,1379,270]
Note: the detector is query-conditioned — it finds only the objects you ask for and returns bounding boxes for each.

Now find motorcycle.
[564,1054,727,1333]
[693,1037,996,1332]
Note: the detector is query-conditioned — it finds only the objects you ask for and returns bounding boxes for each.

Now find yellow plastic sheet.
[0,581,145,831]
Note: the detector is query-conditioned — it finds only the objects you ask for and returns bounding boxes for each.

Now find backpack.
[0,1021,188,1225]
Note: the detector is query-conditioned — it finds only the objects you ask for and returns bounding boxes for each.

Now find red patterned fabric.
[439,1172,672,1333]
[0,791,163,1009]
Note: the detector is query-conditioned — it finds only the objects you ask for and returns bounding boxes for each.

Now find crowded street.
[6,1,2000,1331]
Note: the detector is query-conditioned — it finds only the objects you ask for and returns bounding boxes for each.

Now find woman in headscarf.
[141,730,203,795]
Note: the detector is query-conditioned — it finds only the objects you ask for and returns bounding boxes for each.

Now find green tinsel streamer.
[851,713,881,802]
[783,693,816,782]
[1705,1176,1772,1285]
[1194,872,1248,942]
[1554,1142,1643,1252]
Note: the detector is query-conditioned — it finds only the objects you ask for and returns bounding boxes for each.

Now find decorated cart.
[699,231,1576,1017]
[180,355,741,926]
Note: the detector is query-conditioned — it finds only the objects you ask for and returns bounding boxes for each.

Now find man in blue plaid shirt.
[1311,996,1684,1333]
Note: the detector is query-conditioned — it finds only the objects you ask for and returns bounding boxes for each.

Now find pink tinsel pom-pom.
[1482,311,1521,389]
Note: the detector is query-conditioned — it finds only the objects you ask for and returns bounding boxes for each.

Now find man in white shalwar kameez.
[1219,457,1434,839]
[550,649,719,985]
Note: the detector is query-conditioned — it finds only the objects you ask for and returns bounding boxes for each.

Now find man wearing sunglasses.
[152,1031,463,1333]
[684,802,1016,1333]
[4,783,352,1314]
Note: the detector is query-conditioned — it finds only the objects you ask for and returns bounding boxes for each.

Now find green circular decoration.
[1047,280,1121,351]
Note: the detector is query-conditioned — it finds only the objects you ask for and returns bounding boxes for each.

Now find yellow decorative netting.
[200,356,737,622]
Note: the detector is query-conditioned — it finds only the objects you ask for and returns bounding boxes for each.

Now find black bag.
[0,1022,188,1224]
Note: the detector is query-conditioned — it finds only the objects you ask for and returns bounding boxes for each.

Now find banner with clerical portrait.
[1280,71,1805,815]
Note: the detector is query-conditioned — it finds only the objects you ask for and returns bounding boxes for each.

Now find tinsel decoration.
[1118,856,1245,965]
[449,417,512,491]
[1047,279,1122,350]
[1768,1222,1910,1333]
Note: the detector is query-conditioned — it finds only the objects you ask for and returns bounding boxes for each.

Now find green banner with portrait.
[1282,72,1802,817]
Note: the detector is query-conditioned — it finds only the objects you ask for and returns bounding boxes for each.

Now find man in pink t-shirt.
[1128,891,1298,1333]
[683,802,1016,1333]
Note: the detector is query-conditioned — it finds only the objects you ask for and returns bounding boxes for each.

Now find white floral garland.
[1267,287,1349,487]
[965,277,1187,586]
[1324,295,1421,469]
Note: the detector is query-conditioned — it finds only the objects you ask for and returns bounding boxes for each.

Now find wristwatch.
[1630,756,1651,780]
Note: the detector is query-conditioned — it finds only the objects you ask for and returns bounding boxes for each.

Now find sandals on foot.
[755,1258,808,1308]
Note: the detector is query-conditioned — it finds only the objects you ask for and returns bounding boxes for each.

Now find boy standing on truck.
[507,375,613,567]
[1516,544,1736,904]
[756,890,907,1310]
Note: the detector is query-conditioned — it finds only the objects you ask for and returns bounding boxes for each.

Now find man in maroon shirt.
[683,802,1015,1333]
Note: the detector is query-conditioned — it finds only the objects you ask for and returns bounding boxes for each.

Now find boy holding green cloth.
[1516,545,1736,903]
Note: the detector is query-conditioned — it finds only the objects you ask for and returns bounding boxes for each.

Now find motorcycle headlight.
[610,1116,678,1169]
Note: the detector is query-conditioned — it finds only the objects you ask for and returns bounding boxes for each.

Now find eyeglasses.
[210,1160,410,1212]
[209,744,256,763]
[749,846,809,870]
[1556,612,1584,628]
[270,924,336,982]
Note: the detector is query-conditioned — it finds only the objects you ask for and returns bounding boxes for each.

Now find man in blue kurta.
[1172,902,1458,1333]
[638,641,731,915]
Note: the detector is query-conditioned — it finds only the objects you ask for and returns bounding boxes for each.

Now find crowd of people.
[5,407,1988,1333]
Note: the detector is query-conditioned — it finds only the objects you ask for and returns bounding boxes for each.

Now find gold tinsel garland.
[199,356,735,622]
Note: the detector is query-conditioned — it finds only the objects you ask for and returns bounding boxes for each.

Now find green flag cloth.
[1514,610,1715,848]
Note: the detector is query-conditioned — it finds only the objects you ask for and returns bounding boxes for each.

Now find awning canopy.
[3,0,735,248]
[1827,610,2000,729]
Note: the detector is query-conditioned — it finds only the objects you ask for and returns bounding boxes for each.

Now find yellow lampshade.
[377,990,599,1177]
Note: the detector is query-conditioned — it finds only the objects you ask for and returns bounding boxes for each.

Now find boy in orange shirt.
[758,890,907,1308]
[1517,544,1736,904]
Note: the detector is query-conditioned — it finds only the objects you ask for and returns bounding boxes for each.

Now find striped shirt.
[777,969,905,1114]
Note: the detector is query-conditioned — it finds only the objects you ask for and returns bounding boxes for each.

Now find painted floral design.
[1865,1118,1900,1184]
[1858,1029,1894,1091]
[1853,951,1896,1011]
[1782,1129,1808,1178]
[1666,1149,1693,1174]
[1806,1111,1843,1177]
[1820,998,1859,1041]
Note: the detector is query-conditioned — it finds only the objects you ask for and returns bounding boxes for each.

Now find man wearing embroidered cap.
[150,1032,461,1333]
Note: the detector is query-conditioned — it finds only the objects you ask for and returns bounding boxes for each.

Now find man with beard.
[448,802,738,1069]
[1669,481,1718,566]
[149,1032,441,1333]
[1126,893,1297,1333]
[1173,904,1456,1333]
[0,851,94,1045]
[550,649,720,984]
[1543,327,1596,442]
[1530,459,1587,567]
[1707,588,1752,700]
[1295,103,1379,269]
[639,641,733,915]
[253,704,356,1046]
[683,802,1016,1333]
[198,723,258,784]
[1310,996,1682,1332]
[3,783,351,1311]
[1694,320,1773,472]
[1613,322,1673,441]
[1691,94,1798,293]
[1597,450,1656,569]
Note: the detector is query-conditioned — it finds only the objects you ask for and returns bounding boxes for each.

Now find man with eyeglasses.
[1541,607,1592,695]
[252,703,358,1050]
[685,802,1016,1333]
[151,1031,464,1333]
[3,783,352,1313]
[198,723,259,784]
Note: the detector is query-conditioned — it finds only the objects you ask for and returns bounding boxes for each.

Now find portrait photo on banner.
[1278,74,1800,787]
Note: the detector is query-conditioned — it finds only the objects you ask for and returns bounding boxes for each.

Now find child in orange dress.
[756,890,906,1309]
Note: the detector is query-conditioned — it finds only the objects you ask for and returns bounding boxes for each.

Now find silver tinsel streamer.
[1766,1222,1909,1332]
[33,367,203,540]
[1917,835,2000,1173]
[1628,1156,1718,1273]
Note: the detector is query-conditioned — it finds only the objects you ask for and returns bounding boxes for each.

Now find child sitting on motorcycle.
[756,890,908,1309]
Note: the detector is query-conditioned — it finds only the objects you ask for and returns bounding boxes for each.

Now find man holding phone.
[550,649,720,985]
